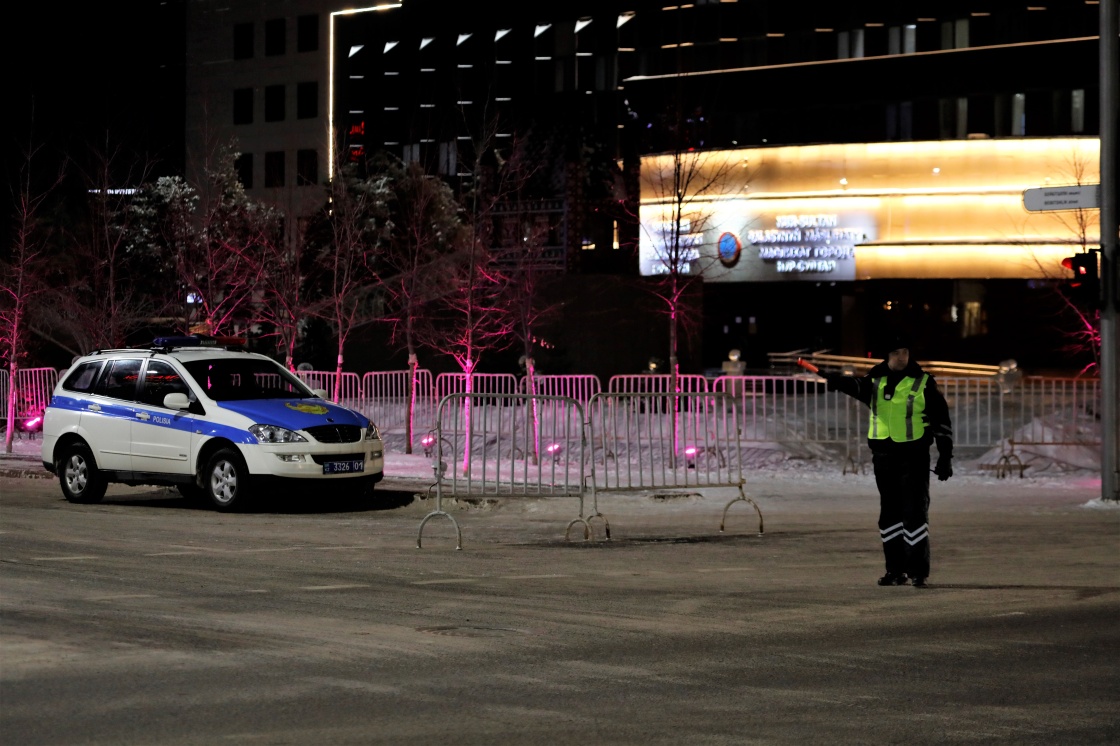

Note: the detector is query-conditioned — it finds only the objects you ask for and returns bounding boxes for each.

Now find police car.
[41,336,384,510]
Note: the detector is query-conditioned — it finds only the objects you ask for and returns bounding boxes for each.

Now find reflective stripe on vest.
[868,374,928,442]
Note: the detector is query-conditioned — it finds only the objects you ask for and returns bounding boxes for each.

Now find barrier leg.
[720,484,764,536]
[565,517,593,542]
[417,510,462,550]
[585,512,612,541]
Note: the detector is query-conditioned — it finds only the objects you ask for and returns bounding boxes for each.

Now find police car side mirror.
[163,393,191,410]
[311,389,328,399]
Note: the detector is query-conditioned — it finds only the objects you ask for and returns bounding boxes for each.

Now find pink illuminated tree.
[415,128,514,474]
[639,143,736,462]
[1049,150,1102,375]
[2,136,63,453]
[374,157,466,453]
[490,137,563,465]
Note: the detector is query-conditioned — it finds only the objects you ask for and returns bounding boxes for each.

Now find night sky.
[7,1,185,183]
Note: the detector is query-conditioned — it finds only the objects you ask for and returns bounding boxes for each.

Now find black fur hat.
[885,332,913,355]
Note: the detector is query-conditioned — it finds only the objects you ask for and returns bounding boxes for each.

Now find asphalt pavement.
[1,461,1118,745]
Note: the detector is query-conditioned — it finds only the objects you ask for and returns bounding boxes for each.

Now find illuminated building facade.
[187,0,1104,369]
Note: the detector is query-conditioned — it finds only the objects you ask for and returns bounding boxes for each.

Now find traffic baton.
[796,358,820,374]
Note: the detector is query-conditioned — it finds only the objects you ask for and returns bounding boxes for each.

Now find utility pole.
[1100,0,1119,502]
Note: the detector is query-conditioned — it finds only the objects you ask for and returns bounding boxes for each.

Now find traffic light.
[1060,250,1100,309]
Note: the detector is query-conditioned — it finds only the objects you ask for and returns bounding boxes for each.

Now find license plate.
[323,459,364,474]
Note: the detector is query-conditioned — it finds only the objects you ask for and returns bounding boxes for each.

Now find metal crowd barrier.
[418,393,589,549]
[607,373,709,395]
[362,369,436,436]
[584,391,763,538]
[520,373,601,403]
[2,367,58,439]
[296,370,362,409]
[289,368,1101,487]
[417,391,763,549]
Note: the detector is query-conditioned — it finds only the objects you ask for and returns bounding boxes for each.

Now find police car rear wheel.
[59,444,107,504]
[204,449,251,511]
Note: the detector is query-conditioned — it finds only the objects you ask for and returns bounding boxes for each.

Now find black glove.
[934,454,953,481]
[823,372,841,392]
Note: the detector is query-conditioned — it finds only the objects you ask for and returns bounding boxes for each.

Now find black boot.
[912,577,928,588]
[877,572,909,586]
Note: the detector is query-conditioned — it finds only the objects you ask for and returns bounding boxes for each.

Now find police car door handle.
[86,403,101,412]
[135,412,151,421]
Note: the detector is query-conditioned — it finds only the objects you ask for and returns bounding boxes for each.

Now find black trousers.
[872,448,931,578]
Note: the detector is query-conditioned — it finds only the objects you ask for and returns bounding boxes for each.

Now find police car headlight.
[249,424,308,443]
[365,420,380,441]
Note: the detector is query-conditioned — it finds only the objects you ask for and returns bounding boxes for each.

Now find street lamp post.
[1100,0,1119,502]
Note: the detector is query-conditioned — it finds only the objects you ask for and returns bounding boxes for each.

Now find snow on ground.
[7,431,1115,512]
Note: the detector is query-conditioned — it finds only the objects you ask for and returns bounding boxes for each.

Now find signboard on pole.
[1023,184,1101,212]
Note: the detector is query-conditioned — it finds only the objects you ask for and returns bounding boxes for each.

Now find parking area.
[1,473,1118,744]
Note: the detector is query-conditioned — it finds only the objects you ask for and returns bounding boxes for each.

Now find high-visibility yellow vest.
[868,374,928,442]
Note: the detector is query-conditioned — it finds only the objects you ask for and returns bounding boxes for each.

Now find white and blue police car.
[41,336,384,510]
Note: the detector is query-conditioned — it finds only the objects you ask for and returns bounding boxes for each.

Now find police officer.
[823,335,953,587]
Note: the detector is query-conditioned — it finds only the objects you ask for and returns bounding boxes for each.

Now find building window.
[297,14,319,52]
[233,88,253,125]
[265,151,285,188]
[234,153,253,189]
[438,141,456,175]
[297,81,318,119]
[234,23,253,60]
[1011,93,1026,136]
[953,18,969,49]
[850,29,865,58]
[265,85,285,122]
[265,18,285,56]
[296,149,318,186]
[1071,89,1085,133]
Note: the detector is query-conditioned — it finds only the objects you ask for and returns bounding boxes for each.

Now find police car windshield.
[181,358,316,402]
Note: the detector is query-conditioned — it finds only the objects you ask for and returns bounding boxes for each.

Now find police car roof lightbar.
[152,335,247,348]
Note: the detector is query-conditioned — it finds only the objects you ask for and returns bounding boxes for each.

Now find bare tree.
[491,136,563,465]
[248,208,307,371]
[416,123,514,474]
[1020,148,1103,376]
[36,138,163,354]
[1048,150,1102,374]
[307,160,391,401]
[639,144,736,460]
[129,144,273,336]
[375,156,466,453]
[2,138,64,452]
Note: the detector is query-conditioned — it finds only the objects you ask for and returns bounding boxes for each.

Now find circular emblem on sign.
[718,232,741,268]
[285,402,329,415]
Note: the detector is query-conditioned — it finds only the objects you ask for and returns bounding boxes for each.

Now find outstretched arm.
[798,358,875,405]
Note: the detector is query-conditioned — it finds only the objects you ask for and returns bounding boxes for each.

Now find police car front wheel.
[59,443,107,504]
[204,449,251,511]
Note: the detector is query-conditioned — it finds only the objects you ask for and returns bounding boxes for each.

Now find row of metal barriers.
[416,391,765,549]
